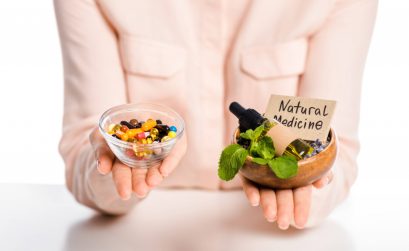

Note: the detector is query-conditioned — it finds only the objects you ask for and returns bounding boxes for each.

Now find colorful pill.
[120,121,135,129]
[120,125,129,133]
[142,119,157,131]
[129,119,139,127]
[120,133,129,141]
[137,132,146,140]
[168,131,177,138]
[161,136,171,142]
[127,128,143,138]
[150,128,159,136]
[169,126,177,132]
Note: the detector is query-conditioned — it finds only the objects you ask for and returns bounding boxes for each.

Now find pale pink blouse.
[55,0,377,227]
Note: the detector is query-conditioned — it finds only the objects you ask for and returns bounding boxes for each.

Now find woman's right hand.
[89,126,187,200]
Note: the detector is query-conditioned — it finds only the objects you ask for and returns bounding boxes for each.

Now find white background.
[0,1,408,250]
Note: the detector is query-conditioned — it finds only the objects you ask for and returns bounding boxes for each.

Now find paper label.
[264,95,336,141]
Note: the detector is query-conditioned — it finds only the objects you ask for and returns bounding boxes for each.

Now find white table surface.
[0,183,408,251]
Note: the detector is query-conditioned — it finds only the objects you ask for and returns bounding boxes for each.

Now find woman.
[54,0,377,230]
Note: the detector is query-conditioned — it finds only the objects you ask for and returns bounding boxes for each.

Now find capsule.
[168,131,177,138]
[161,136,171,142]
[150,128,159,136]
[156,124,170,137]
[169,126,177,132]
[129,119,139,127]
[127,128,143,138]
[115,130,125,138]
[120,125,129,133]
[121,121,135,129]
[137,132,146,140]
[142,119,157,131]
[120,133,129,141]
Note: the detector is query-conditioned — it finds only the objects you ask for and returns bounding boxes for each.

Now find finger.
[293,185,312,229]
[276,189,294,230]
[260,189,277,222]
[132,167,150,198]
[146,163,164,187]
[240,175,260,207]
[159,134,187,177]
[89,127,114,175]
[313,170,333,189]
[112,160,132,200]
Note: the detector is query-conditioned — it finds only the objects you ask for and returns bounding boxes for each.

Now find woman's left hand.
[240,171,333,230]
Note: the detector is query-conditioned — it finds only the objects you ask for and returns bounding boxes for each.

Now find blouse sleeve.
[54,0,139,214]
[298,0,377,227]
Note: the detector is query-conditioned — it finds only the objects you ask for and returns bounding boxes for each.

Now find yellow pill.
[161,136,171,142]
[127,128,143,138]
[141,139,148,144]
[120,133,129,141]
[150,128,159,136]
[142,119,157,132]
[168,131,177,138]
[147,138,153,144]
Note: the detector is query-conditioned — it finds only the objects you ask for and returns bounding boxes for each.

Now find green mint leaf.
[253,124,265,140]
[218,144,248,181]
[249,141,259,157]
[267,156,298,179]
[252,157,268,165]
[256,136,275,160]
[240,129,255,140]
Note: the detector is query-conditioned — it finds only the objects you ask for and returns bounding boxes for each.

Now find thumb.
[89,126,115,175]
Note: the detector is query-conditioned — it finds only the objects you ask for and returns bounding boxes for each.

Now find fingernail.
[278,221,289,230]
[251,202,259,207]
[251,200,259,207]
[121,191,131,201]
[266,216,276,222]
[135,192,147,199]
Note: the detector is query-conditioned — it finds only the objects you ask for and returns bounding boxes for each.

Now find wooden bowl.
[234,128,337,189]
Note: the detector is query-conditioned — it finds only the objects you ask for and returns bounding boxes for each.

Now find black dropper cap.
[229,102,267,132]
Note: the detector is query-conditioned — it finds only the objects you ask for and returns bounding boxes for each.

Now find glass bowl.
[99,103,185,168]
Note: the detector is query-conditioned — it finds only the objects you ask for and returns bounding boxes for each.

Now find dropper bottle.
[229,102,313,160]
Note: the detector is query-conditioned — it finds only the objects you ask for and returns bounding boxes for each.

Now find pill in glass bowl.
[169,126,177,132]
[168,131,177,138]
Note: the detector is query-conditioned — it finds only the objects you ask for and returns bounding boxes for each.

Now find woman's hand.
[240,171,333,230]
[89,126,187,200]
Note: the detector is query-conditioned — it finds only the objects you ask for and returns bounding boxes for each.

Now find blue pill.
[169,126,177,132]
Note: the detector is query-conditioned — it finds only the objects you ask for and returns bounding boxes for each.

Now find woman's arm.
[54,0,137,214]
[240,0,377,229]
[298,0,378,227]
